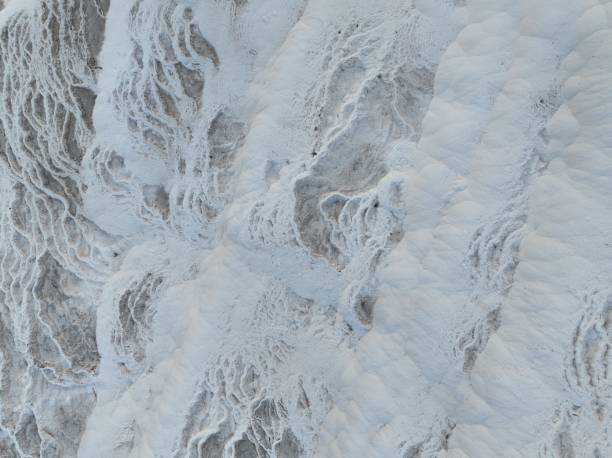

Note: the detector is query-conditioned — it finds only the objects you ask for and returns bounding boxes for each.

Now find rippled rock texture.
[0,0,611,457]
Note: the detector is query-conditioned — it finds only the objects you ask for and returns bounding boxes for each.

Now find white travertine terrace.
[0,0,610,457]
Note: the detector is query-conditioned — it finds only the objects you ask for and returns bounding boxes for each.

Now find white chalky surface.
[0,0,611,457]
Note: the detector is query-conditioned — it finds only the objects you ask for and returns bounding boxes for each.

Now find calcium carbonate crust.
[0,0,610,457]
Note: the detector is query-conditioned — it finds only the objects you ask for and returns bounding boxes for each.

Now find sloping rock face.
[0,0,611,457]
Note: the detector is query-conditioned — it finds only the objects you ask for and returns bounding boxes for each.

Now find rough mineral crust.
[0,0,610,457]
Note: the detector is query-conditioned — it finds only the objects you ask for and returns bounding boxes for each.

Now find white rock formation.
[0,0,610,456]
